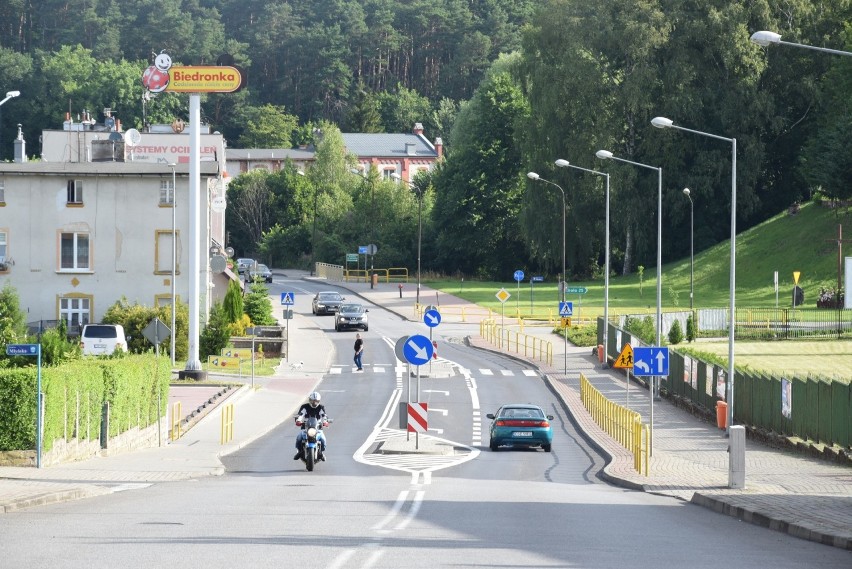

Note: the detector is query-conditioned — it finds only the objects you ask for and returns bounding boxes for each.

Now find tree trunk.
[622,223,634,276]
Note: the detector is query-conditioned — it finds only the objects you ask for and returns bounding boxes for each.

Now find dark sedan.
[312,291,345,315]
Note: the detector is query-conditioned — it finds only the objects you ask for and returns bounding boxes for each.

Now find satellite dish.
[108,132,122,142]
[210,255,227,274]
[125,128,142,147]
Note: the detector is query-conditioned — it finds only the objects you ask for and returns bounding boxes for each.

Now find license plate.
[512,432,533,437]
[95,344,107,348]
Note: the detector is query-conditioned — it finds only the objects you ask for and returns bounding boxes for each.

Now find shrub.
[200,302,230,359]
[243,282,276,325]
[686,313,696,343]
[222,278,244,323]
[668,319,684,345]
[624,315,655,344]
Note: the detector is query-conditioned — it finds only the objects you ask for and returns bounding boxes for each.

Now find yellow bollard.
[220,403,235,444]
[170,401,182,441]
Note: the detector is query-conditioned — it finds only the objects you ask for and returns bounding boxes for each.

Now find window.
[159,179,175,205]
[0,178,5,203]
[60,232,90,270]
[59,296,91,330]
[382,169,397,181]
[67,180,83,204]
[0,230,7,269]
[155,230,179,274]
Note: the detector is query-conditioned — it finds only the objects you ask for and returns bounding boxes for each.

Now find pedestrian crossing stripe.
[613,343,634,369]
[326,366,540,376]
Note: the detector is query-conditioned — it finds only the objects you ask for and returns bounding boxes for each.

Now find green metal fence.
[599,317,851,450]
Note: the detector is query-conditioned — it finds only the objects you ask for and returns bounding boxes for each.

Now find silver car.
[248,263,272,283]
[335,304,368,331]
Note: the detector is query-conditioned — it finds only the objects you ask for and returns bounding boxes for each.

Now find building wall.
[0,168,217,326]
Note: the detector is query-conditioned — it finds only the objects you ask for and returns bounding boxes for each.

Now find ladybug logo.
[142,52,172,93]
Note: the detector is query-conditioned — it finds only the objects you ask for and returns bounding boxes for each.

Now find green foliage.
[102,297,189,361]
[0,281,27,346]
[637,266,645,297]
[200,302,231,360]
[235,104,299,148]
[222,279,244,323]
[668,319,684,345]
[563,324,597,348]
[686,313,696,343]
[0,355,169,452]
[38,326,81,366]
[624,315,655,345]
[243,282,277,326]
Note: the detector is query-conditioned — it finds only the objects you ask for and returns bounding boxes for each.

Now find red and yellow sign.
[166,66,242,93]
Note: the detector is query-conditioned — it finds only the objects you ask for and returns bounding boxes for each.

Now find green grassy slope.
[430,201,851,315]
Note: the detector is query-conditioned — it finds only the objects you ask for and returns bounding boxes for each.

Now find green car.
[487,404,554,452]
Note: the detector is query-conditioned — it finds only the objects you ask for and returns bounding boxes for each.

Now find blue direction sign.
[513,270,525,282]
[403,334,434,366]
[559,301,573,317]
[358,245,368,254]
[423,309,442,328]
[6,343,39,356]
[632,347,669,377]
[532,276,544,282]
[280,292,295,305]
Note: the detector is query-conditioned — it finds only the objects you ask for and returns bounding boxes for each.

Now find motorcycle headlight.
[307,427,318,437]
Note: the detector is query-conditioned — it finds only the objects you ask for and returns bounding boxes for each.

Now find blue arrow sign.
[559,301,573,316]
[423,309,442,328]
[632,347,669,377]
[531,276,544,282]
[403,334,434,366]
[358,245,368,254]
[280,292,295,305]
[513,270,525,282]
[6,343,39,356]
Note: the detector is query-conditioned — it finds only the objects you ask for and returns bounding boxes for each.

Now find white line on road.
[372,490,409,531]
[422,389,449,396]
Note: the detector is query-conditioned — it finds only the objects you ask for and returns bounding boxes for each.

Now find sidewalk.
[1,273,850,552]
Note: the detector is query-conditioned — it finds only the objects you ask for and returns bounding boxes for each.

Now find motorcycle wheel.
[306,449,315,471]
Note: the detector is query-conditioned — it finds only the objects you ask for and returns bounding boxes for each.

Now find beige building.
[0,118,230,331]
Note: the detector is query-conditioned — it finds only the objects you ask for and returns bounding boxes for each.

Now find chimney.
[413,122,424,136]
[13,124,26,163]
[434,137,443,159]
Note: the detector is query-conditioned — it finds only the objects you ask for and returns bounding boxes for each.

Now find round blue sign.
[403,334,434,366]
[514,270,525,282]
[423,309,442,328]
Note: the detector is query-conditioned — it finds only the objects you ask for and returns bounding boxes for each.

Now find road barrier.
[220,403,234,444]
[479,319,553,365]
[580,373,649,476]
[170,401,182,441]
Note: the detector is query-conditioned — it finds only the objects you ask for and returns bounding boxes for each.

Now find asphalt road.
[1,276,849,568]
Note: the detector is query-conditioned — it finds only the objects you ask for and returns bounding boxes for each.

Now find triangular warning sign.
[613,343,634,369]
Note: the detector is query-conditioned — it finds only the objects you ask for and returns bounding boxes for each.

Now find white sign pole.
[185,93,202,371]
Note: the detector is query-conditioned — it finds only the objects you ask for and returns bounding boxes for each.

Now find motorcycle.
[295,415,331,471]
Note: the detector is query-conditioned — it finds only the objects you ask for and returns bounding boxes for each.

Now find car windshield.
[256,264,269,271]
[501,407,544,419]
[320,293,342,301]
[340,304,364,313]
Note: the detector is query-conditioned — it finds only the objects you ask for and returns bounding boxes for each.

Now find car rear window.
[503,408,544,419]
[83,325,118,339]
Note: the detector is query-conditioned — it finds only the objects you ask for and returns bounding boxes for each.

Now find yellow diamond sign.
[495,288,511,303]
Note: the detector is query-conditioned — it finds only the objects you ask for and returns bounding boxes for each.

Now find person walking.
[354,333,364,371]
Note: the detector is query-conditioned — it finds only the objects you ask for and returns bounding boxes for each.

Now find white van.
[81,324,127,355]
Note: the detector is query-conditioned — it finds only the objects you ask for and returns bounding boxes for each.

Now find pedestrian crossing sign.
[613,344,634,369]
[280,292,295,305]
[559,301,573,316]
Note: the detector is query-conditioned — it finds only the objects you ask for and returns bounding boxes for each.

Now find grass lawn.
[672,340,852,383]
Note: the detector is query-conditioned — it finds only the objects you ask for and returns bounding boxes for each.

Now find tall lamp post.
[169,163,177,366]
[652,116,736,436]
[526,172,567,375]
[750,31,852,57]
[391,173,423,307]
[555,159,610,367]
[683,188,694,311]
[350,168,376,287]
[0,90,21,160]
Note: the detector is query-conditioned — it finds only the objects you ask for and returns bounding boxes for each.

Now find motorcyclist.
[294,391,328,461]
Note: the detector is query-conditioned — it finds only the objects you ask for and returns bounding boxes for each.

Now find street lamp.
[169,163,177,366]
[682,188,694,311]
[0,90,21,161]
[350,168,376,287]
[750,31,852,57]
[526,171,567,376]
[652,116,736,436]
[555,159,610,368]
[391,173,423,307]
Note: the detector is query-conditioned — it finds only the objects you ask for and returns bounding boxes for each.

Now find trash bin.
[716,400,728,430]
[597,344,604,364]
[371,273,379,288]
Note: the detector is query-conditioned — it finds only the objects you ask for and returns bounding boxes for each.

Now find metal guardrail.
[580,373,649,475]
[479,319,553,365]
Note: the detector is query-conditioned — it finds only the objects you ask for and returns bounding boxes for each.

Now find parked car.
[236,258,255,275]
[248,263,273,283]
[487,404,553,452]
[312,291,345,315]
[80,324,127,356]
[335,304,369,331]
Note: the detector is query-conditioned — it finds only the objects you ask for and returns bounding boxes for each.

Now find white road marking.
[372,490,409,531]
[523,370,539,376]
[422,390,449,396]
[500,369,514,376]
[326,550,357,569]
[479,369,493,375]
